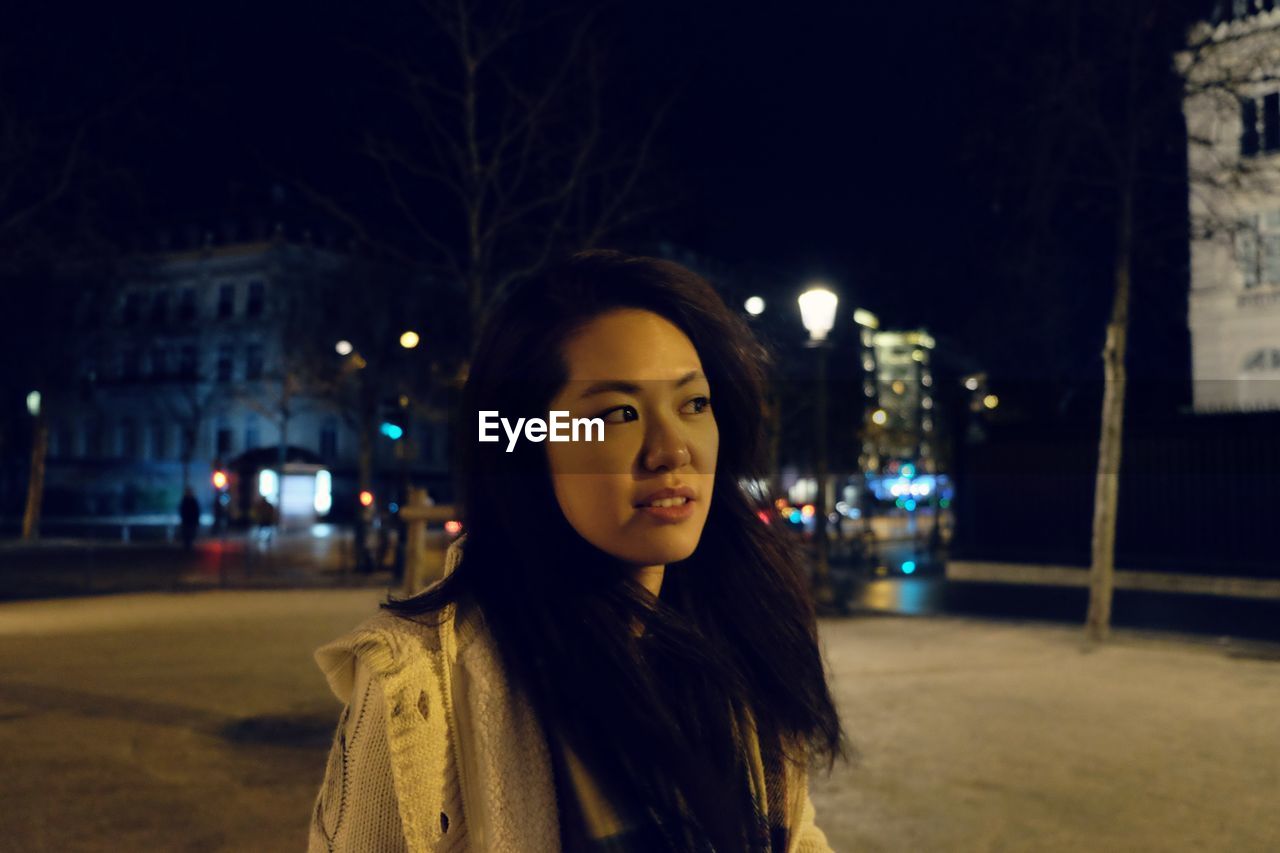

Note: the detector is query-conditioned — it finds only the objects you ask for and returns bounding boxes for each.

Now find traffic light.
[380,395,407,440]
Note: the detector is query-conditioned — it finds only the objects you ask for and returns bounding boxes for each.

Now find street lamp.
[335,340,353,356]
[399,330,420,349]
[798,285,838,608]
[798,287,838,341]
[744,296,765,316]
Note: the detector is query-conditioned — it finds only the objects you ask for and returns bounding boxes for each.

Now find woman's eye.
[600,405,639,424]
[683,396,712,415]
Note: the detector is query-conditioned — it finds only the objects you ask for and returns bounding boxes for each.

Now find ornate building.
[34,237,451,527]
[1181,2,1280,411]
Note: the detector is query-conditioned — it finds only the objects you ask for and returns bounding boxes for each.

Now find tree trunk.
[22,408,49,541]
[1086,187,1133,643]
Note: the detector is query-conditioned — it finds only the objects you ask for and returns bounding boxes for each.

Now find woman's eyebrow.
[577,370,705,399]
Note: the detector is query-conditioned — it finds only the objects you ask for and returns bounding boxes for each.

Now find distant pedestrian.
[178,487,200,551]
[250,495,277,543]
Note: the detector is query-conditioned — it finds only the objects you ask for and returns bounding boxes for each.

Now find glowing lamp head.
[983,394,1000,410]
[211,470,228,490]
[399,330,420,349]
[871,409,888,426]
[335,340,354,356]
[798,287,838,341]
[359,490,374,507]
[444,520,463,536]
[744,296,765,316]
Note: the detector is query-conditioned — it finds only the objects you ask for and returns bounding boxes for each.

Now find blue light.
[389,502,400,513]
[902,560,917,574]
[788,509,802,523]
[905,498,917,511]
[380,422,404,440]
[902,463,917,479]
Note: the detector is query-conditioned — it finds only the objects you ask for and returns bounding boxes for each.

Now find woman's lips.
[635,499,695,523]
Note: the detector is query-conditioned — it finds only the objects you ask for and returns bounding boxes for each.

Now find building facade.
[861,327,938,473]
[36,239,451,526]
[1181,3,1280,411]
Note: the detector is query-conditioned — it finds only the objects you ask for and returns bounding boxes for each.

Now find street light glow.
[983,394,1000,410]
[336,340,353,356]
[400,330,420,349]
[26,391,41,417]
[798,286,838,341]
[871,408,888,425]
[853,308,879,329]
[744,296,765,315]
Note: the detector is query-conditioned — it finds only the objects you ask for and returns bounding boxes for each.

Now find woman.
[309,250,844,852]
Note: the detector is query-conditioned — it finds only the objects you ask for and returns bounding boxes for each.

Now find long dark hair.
[385,250,845,848]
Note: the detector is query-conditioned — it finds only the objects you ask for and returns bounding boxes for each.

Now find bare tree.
[0,37,147,538]
[956,1,1198,640]
[295,0,671,344]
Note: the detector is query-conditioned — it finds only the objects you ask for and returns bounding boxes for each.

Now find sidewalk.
[0,590,1275,851]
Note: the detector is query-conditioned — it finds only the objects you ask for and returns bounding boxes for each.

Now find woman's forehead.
[560,308,705,381]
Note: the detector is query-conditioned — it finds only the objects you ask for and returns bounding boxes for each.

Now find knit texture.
[308,535,834,853]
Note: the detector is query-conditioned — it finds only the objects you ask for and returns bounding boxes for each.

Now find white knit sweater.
[308,539,834,853]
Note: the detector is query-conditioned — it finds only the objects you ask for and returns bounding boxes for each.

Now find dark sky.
[6,0,1213,404]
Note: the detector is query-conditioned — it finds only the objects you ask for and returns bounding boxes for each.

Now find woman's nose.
[642,417,692,472]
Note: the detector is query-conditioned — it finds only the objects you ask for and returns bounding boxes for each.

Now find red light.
[211,471,227,489]
[756,510,771,525]
[359,490,374,507]
[444,520,463,535]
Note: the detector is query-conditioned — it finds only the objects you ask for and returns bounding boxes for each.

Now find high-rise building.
[863,328,937,472]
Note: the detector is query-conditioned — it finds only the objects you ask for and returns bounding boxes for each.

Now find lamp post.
[798,286,838,607]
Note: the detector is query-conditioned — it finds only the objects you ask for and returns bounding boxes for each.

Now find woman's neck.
[631,565,665,638]
[634,564,665,599]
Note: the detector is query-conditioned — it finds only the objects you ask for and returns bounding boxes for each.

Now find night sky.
[5,0,1214,410]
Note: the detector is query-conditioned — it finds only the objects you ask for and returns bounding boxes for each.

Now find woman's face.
[546,308,719,570]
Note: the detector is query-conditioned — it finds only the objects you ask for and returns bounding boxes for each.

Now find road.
[1,588,1276,851]
[0,526,375,600]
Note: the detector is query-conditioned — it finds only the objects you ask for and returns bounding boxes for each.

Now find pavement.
[0,589,1276,852]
